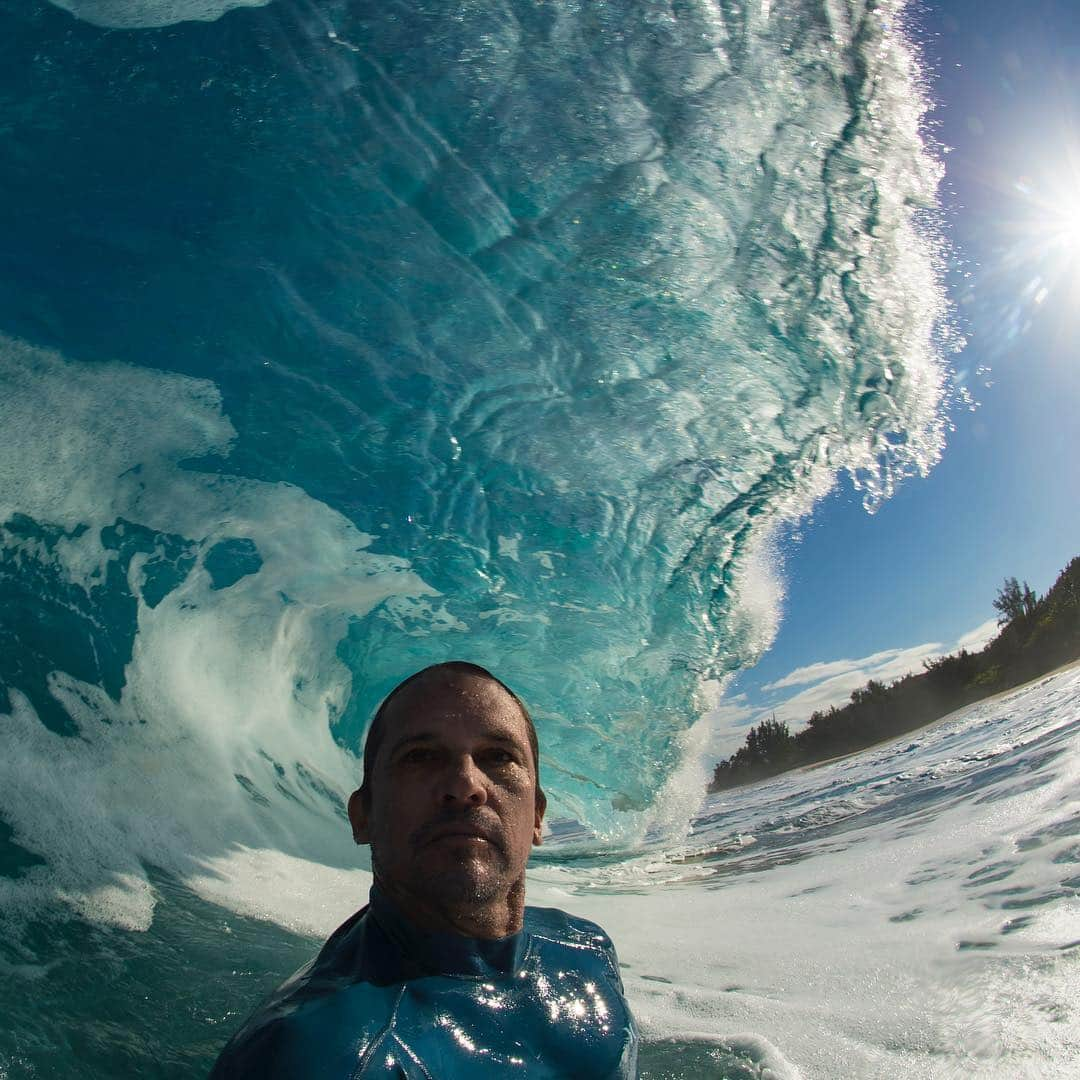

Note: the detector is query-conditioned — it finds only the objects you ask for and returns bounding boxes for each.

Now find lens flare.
[956,130,1080,360]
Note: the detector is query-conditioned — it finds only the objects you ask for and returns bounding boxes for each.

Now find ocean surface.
[4,0,1075,1077]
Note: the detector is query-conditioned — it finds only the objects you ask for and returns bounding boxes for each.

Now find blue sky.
[713,0,1080,754]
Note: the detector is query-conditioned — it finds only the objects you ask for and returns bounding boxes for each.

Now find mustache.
[409,809,507,852]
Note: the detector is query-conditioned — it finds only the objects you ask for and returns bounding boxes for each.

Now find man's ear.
[347,788,370,845]
[533,787,547,847]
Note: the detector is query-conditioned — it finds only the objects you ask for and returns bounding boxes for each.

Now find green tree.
[993,576,1037,626]
[850,679,889,707]
[745,716,793,764]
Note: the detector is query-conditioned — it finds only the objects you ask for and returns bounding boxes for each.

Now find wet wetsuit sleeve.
[208,1017,285,1079]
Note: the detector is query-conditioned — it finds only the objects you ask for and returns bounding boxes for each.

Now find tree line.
[709,555,1080,792]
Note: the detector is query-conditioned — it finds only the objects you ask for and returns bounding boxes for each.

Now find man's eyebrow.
[386,731,525,755]
[382,733,435,756]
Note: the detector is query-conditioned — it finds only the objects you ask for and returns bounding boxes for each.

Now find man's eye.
[482,749,516,766]
[399,747,436,764]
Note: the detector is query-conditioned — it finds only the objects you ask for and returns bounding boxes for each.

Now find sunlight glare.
[1064,198,1080,251]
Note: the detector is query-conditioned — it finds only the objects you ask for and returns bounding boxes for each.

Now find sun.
[1009,165,1080,264]
[1036,171,1080,257]
[956,143,1080,359]
[1062,198,1080,251]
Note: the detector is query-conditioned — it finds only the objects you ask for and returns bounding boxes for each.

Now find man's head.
[347,662,546,936]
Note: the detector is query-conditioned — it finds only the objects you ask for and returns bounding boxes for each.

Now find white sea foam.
[534,665,1080,1078]
[0,336,431,931]
[47,0,270,29]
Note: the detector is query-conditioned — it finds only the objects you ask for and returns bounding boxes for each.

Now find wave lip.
[47,0,271,29]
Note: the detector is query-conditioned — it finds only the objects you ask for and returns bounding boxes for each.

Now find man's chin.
[422,861,506,906]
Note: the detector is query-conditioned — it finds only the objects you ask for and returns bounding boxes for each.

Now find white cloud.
[956,617,1000,653]
[762,647,908,691]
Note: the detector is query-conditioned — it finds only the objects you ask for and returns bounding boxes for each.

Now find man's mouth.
[416,818,502,850]
[427,826,494,844]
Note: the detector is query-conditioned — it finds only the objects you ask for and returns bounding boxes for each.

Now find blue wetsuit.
[210,888,638,1078]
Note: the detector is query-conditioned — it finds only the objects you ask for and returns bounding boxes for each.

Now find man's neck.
[376,876,526,939]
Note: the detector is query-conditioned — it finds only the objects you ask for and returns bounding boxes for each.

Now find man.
[211,661,638,1078]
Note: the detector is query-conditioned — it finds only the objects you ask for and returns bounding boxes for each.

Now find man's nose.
[442,755,488,806]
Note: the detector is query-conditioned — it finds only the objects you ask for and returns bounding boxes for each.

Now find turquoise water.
[5,1,1056,1077]
[0,0,946,831]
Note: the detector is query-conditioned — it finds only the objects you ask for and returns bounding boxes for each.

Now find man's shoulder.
[208,932,401,1079]
[523,905,618,955]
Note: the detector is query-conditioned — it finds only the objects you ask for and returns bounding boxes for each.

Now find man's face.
[350,671,544,912]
